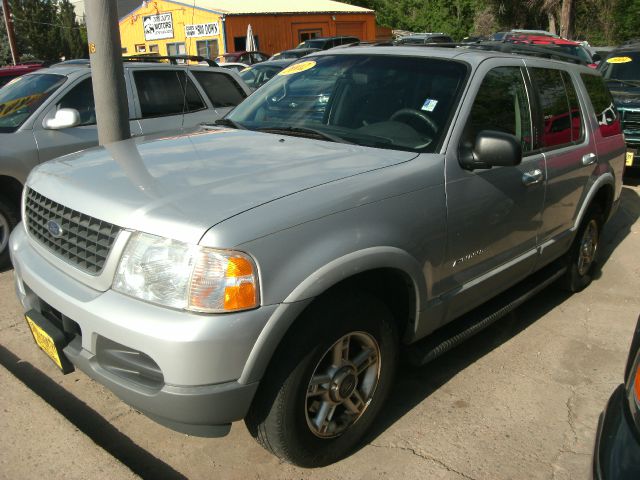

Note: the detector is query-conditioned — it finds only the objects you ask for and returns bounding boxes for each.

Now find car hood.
[611,87,640,109]
[27,127,418,244]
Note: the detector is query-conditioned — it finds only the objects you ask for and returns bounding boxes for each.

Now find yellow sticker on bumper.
[627,151,634,166]
[26,316,63,369]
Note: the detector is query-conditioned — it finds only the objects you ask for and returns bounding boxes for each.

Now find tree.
[58,0,87,59]
[8,0,87,62]
[0,5,10,65]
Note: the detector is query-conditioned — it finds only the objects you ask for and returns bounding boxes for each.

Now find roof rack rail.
[468,41,586,65]
[392,41,586,65]
[123,55,218,67]
[50,59,91,67]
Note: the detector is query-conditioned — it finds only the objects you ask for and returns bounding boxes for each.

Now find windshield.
[227,54,468,152]
[300,39,326,49]
[599,52,640,84]
[555,44,591,62]
[0,73,66,132]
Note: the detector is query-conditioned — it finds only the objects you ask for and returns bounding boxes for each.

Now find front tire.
[0,197,19,271]
[561,207,603,292]
[245,292,398,467]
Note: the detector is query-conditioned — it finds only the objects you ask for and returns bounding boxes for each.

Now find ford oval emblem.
[47,220,63,238]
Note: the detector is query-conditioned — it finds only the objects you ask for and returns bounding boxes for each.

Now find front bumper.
[10,224,275,436]
[593,384,640,480]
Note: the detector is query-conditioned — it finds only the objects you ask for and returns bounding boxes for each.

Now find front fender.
[238,247,426,385]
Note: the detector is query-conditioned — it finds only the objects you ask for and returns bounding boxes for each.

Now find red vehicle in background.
[507,35,598,67]
[0,62,46,88]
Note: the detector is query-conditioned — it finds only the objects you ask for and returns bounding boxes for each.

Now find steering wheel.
[390,108,439,137]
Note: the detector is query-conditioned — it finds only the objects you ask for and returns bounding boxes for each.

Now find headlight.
[112,232,259,313]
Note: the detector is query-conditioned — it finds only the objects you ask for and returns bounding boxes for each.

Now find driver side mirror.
[460,130,522,170]
[44,108,81,130]
[592,53,601,63]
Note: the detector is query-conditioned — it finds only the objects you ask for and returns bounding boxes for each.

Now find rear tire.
[245,291,398,467]
[560,207,604,292]
[0,197,19,271]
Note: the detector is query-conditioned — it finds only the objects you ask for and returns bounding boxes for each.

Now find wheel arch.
[0,175,24,213]
[238,247,426,385]
[574,173,615,231]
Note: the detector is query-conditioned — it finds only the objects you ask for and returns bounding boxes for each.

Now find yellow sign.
[278,60,316,76]
[606,56,632,64]
[25,315,63,370]
[0,94,43,118]
[626,151,635,166]
[89,42,96,54]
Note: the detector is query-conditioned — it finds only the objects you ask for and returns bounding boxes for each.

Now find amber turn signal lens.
[226,256,255,277]
[224,282,257,311]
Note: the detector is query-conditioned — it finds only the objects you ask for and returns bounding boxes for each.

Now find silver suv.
[0,60,251,268]
[10,46,625,467]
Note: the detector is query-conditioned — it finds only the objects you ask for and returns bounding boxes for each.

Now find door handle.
[522,169,544,186]
[582,152,597,166]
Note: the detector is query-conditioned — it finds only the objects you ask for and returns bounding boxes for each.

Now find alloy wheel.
[305,331,381,438]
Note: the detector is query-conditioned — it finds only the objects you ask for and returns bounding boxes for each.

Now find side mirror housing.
[460,130,523,170]
[592,53,601,63]
[44,108,81,130]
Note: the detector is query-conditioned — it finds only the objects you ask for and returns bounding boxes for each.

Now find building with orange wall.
[119,0,376,59]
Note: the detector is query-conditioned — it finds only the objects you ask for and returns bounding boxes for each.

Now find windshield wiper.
[201,118,248,130]
[606,78,640,88]
[257,126,353,144]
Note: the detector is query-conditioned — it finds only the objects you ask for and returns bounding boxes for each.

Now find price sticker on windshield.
[278,61,316,76]
[606,56,633,64]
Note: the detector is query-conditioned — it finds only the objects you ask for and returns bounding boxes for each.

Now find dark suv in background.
[296,36,360,50]
[395,33,454,44]
[598,43,640,170]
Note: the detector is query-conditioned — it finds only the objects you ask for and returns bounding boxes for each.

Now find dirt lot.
[1,180,639,480]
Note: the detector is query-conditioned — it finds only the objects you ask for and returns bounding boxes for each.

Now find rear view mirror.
[460,130,523,170]
[44,108,81,130]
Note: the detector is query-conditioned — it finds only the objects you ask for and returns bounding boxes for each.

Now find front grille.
[623,110,640,127]
[25,188,121,274]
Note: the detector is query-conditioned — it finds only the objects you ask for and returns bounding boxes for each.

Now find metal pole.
[2,0,19,65]
[84,0,130,144]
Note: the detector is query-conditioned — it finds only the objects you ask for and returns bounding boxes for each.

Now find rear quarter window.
[580,73,621,137]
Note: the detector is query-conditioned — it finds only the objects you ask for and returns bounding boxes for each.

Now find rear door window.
[530,68,581,149]
[562,71,584,143]
[191,71,247,107]
[580,73,621,137]
[133,70,205,118]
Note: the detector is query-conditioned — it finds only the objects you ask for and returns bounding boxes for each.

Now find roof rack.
[388,41,587,65]
[123,55,218,67]
[50,59,91,67]
[468,41,586,65]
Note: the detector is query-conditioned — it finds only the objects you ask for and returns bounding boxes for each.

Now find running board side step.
[404,262,567,366]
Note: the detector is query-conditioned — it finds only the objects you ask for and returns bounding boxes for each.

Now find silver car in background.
[0,60,251,269]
